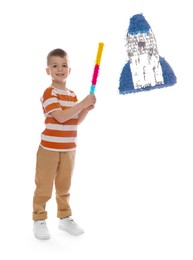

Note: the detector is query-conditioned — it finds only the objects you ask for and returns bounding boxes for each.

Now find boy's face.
[46,55,71,84]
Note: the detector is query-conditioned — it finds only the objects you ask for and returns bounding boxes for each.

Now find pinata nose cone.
[128,13,151,35]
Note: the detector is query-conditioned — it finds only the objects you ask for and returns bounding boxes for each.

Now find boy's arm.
[50,95,96,123]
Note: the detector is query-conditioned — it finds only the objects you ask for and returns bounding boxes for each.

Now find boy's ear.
[46,67,50,75]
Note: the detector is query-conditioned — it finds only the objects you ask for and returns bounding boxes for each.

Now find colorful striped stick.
[90,42,104,94]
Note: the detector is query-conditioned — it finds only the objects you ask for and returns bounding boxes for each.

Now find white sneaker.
[58,217,84,236]
[33,220,51,240]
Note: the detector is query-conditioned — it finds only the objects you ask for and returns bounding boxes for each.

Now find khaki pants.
[32,146,76,221]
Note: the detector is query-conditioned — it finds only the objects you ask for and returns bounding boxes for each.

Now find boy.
[32,48,96,239]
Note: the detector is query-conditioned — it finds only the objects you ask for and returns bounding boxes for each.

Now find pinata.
[119,13,177,94]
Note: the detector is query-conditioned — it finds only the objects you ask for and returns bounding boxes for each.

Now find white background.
[0,0,192,259]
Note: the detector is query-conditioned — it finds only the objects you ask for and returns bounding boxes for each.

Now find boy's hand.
[86,105,95,111]
[82,94,96,108]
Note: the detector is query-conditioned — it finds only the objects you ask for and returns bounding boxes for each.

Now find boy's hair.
[47,48,67,65]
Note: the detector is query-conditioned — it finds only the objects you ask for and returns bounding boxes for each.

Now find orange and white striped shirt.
[40,86,78,151]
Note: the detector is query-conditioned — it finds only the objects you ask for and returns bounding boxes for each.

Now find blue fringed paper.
[119,14,177,94]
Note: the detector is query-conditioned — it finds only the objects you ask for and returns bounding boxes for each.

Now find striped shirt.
[40,86,78,151]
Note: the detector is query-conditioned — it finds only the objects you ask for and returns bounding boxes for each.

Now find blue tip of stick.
[90,85,96,94]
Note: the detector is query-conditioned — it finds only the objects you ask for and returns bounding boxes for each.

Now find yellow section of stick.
[95,42,104,65]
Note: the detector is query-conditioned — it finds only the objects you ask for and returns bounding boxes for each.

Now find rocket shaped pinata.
[119,13,177,94]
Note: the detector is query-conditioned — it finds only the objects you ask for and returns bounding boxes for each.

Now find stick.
[90,42,104,94]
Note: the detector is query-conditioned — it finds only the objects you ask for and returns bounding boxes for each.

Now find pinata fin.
[119,13,177,94]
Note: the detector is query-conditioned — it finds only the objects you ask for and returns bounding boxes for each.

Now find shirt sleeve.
[42,88,62,115]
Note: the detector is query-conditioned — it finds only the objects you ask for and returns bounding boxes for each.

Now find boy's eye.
[53,65,57,68]
[63,64,67,67]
